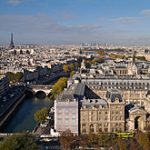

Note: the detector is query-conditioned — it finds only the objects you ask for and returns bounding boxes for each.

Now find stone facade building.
[80,89,125,134]
[127,106,147,131]
[54,77,150,134]
[81,78,150,105]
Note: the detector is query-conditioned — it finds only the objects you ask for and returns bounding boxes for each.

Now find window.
[65,120,69,124]
[82,129,86,133]
[90,124,94,133]
[104,123,108,126]
[65,110,69,113]
[72,114,76,119]
[58,118,62,120]
[72,119,76,123]
[65,114,69,119]
[99,128,102,132]
[82,124,86,127]
[104,128,108,132]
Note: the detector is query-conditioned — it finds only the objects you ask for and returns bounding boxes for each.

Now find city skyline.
[1,0,150,45]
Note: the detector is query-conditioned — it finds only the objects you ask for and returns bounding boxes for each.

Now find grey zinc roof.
[81,99,108,107]
[74,83,85,97]
[56,83,86,101]
[106,89,123,102]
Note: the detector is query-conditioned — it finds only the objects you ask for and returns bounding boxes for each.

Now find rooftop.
[56,83,86,101]
[81,98,108,108]
[106,89,123,102]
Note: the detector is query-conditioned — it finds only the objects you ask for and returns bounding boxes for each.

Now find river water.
[4,96,53,133]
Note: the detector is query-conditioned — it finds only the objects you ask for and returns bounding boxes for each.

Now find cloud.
[0,14,102,32]
[8,0,22,6]
[0,14,103,43]
[59,12,75,20]
[113,17,139,24]
[141,9,150,16]
[0,13,149,45]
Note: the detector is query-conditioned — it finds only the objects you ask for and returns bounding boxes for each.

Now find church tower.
[9,33,15,49]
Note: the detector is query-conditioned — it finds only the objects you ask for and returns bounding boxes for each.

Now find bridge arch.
[27,84,52,96]
[34,91,46,99]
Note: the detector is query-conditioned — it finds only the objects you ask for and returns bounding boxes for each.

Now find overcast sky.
[1,0,150,45]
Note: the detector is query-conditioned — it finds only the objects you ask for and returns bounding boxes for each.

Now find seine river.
[4,96,52,132]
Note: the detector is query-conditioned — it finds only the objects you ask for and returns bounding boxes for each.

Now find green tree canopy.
[0,133,38,150]
[34,107,49,122]
[6,72,23,82]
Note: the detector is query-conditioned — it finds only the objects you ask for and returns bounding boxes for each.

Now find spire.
[9,33,15,49]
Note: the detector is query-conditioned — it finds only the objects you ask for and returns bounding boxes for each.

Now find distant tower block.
[9,33,15,49]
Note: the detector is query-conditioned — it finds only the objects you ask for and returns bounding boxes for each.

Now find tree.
[136,56,146,61]
[15,72,23,81]
[6,72,23,82]
[0,133,39,150]
[136,131,150,150]
[85,60,91,68]
[63,64,70,72]
[34,107,48,122]
[117,138,127,150]
[50,77,68,99]
[97,133,113,147]
[88,133,98,146]
[59,130,76,150]
[79,135,88,149]
[70,71,75,77]
[63,64,75,73]
[69,64,74,71]
[92,57,104,65]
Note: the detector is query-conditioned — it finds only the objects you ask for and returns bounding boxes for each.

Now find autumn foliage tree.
[63,64,75,72]
[50,77,68,100]
[6,72,23,83]
[34,107,49,122]
[59,130,77,150]
[136,131,150,150]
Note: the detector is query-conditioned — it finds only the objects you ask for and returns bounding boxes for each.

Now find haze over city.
[0,0,150,45]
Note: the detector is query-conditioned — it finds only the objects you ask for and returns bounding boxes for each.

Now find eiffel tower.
[9,33,15,49]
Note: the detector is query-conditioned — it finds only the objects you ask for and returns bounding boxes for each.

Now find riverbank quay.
[0,86,26,131]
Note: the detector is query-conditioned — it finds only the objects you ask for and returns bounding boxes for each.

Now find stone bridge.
[0,133,14,138]
[29,84,53,95]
